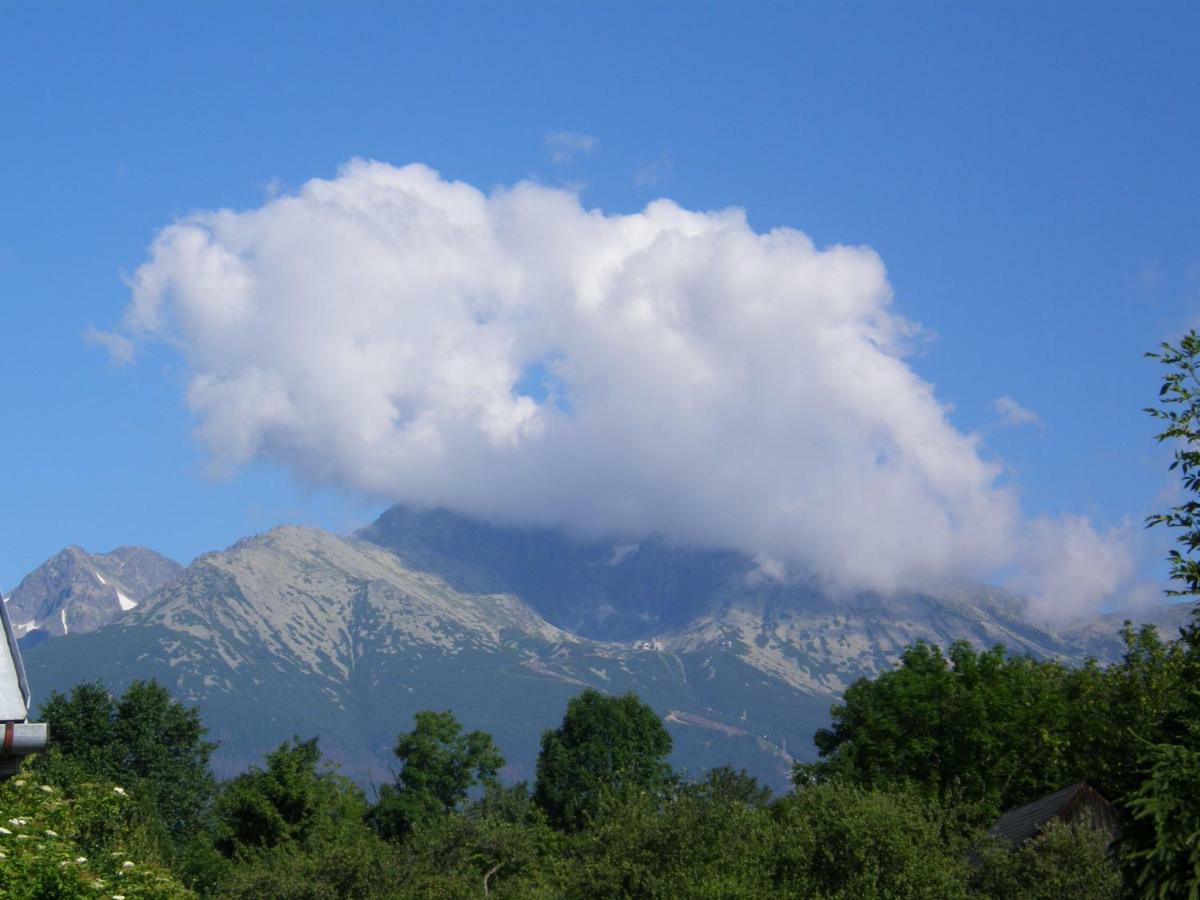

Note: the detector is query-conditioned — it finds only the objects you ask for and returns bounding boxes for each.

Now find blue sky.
[1,2,1198,603]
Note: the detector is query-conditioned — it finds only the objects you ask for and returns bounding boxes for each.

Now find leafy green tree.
[1118,615,1200,898]
[208,835,403,900]
[1146,330,1200,599]
[35,680,216,843]
[198,738,406,898]
[683,765,771,808]
[971,820,1121,900]
[1125,737,1200,900]
[214,737,370,857]
[555,790,777,899]
[809,641,1076,822]
[0,765,194,899]
[1123,331,1200,897]
[533,689,673,831]
[398,785,560,899]
[370,710,504,841]
[1068,623,1190,801]
[771,782,969,899]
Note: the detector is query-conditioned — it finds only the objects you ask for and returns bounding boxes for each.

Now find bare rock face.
[3,545,182,638]
[134,524,576,679]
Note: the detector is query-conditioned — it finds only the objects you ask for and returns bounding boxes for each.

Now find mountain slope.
[23,526,806,788]
[657,585,1089,696]
[4,545,181,638]
[137,525,575,676]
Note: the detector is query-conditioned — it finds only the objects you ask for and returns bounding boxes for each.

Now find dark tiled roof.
[987,782,1093,847]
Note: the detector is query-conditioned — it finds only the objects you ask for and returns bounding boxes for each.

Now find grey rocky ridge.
[3,545,182,639]
[15,505,1190,792]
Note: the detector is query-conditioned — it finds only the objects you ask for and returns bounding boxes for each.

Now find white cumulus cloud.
[114,160,1135,619]
[1009,516,1138,623]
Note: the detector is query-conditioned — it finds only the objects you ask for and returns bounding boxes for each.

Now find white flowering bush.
[0,765,192,899]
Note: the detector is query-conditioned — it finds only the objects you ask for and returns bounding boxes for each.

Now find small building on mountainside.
[987,782,1121,851]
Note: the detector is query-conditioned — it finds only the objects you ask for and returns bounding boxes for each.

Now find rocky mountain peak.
[135,525,575,682]
[5,545,182,638]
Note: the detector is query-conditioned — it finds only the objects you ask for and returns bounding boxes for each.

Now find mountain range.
[6,506,1192,792]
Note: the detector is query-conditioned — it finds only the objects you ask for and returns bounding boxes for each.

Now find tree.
[683,765,772,808]
[533,689,672,831]
[369,710,503,841]
[809,641,1077,822]
[1071,623,1191,800]
[398,784,558,899]
[971,820,1121,900]
[1146,330,1200,599]
[1124,738,1200,900]
[202,737,403,898]
[0,769,194,899]
[214,737,370,856]
[555,788,777,899]
[1126,331,1200,897]
[771,782,970,899]
[36,679,216,843]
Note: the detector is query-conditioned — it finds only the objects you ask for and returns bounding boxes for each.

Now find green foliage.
[1074,622,1191,800]
[206,833,403,900]
[0,764,194,899]
[533,689,673,831]
[397,785,561,899]
[971,820,1121,900]
[543,780,968,899]
[7,673,1147,897]
[682,764,772,808]
[553,790,778,898]
[203,738,401,899]
[1124,331,1200,897]
[810,641,1078,821]
[1146,330,1200,598]
[35,680,217,844]
[213,737,370,857]
[771,782,970,899]
[369,709,504,842]
[1125,738,1200,899]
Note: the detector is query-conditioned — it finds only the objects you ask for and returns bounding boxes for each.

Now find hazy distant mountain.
[16,508,1191,792]
[4,545,181,639]
[1056,603,1196,660]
